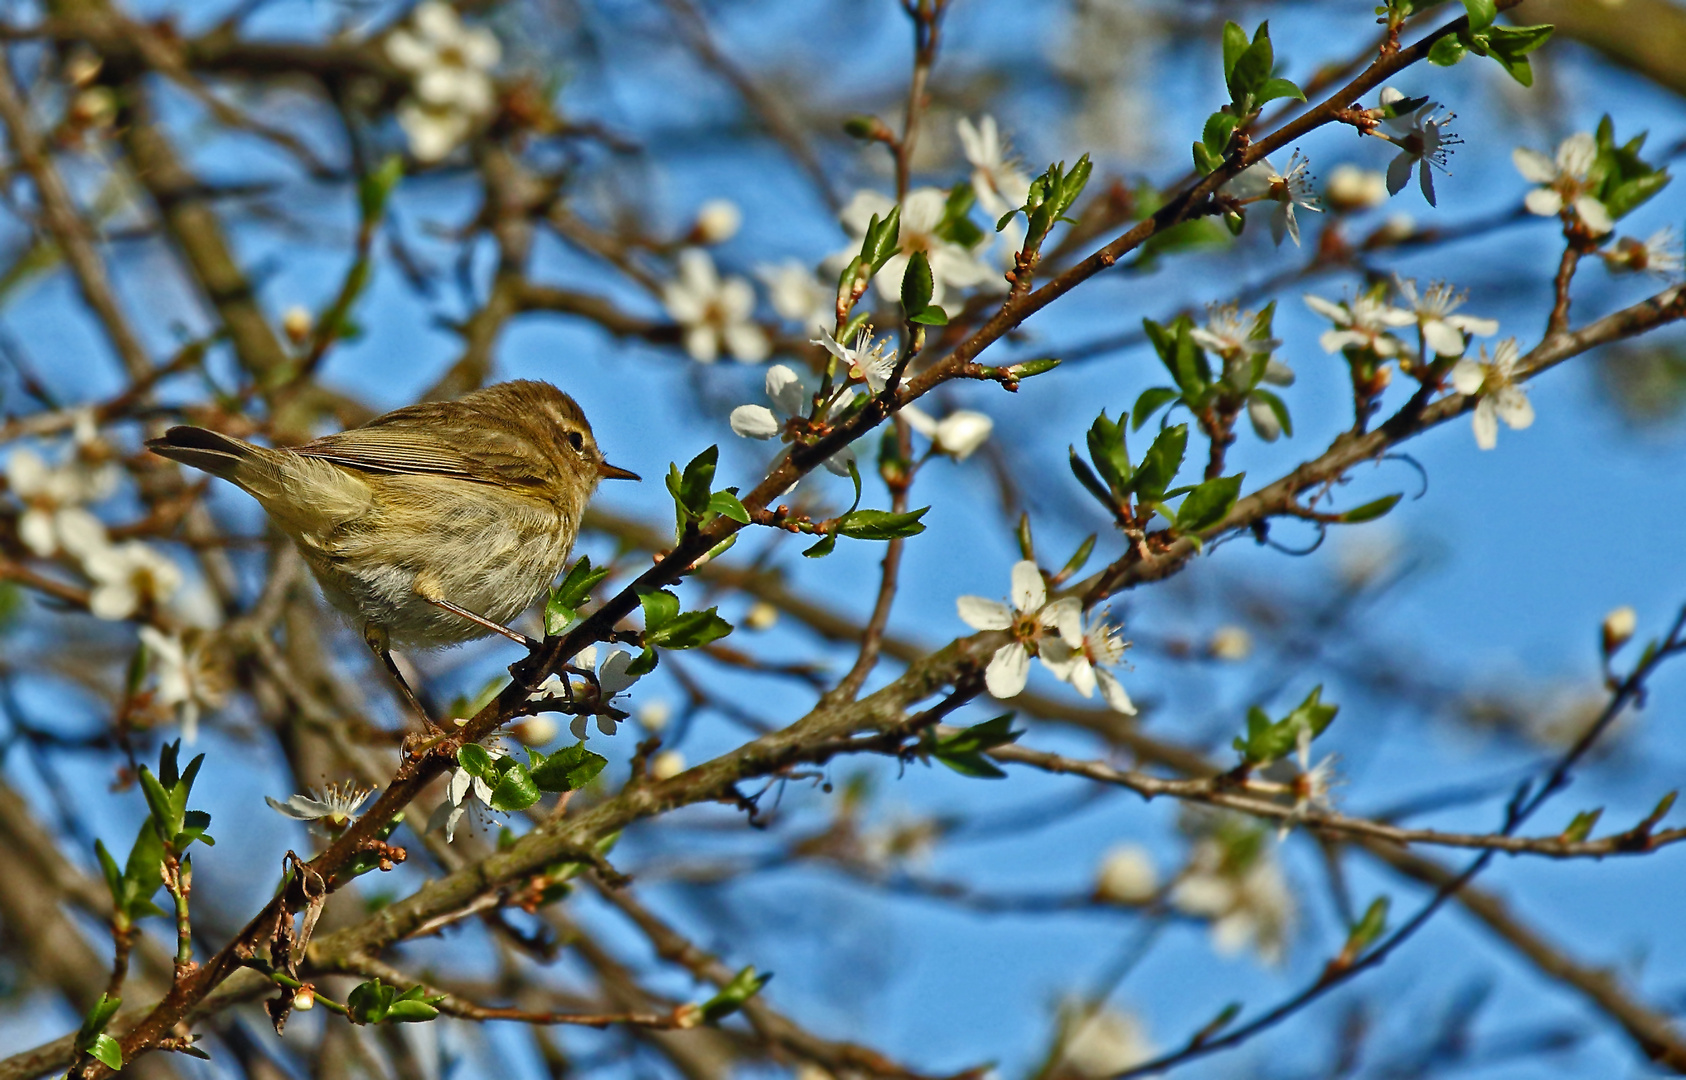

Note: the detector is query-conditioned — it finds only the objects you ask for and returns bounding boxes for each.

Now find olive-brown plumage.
[147,381,636,678]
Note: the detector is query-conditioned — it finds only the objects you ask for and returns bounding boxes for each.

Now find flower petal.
[1471,398,1498,450]
[984,643,1030,698]
[765,365,807,418]
[1422,319,1466,358]
[1492,386,1534,430]
[1523,188,1563,217]
[1449,359,1485,395]
[1511,146,1557,184]
[1040,597,1083,646]
[723,321,771,364]
[1010,560,1046,613]
[1573,195,1613,237]
[1097,669,1138,715]
[957,596,1012,631]
[729,404,780,440]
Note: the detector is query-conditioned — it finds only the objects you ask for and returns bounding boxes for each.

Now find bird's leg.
[414,578,535,648]
[363,623,434,728]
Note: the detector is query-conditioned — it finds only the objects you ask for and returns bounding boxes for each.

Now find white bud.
[1207,625,1253,662]
[512,715,558,746]
[282,306,313,345]
[292,987,316,1011]
[636,699,671,732]
[693,199,742,244]
[1094,844,1159,905]
[650,750,686,780]
[745,601,779,631]
[1602,605,1637,656]
[1324,164,1388,213]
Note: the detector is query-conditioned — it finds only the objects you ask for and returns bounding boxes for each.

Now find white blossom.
[1601,227,1683,277]
[1451,338,1533,450]
[1303,291,1414,357]
[137,625,224,742]
[1602,605,1637,654]
[956,115,1031,218]
[1324,164,1389,213]
[568,648,641,741]
[729,364,857,477]
[1095,844,1159,904]
[955,561,1082,699]
[839,188,993,313]
[1207,625,1253,661]
[1040,610,1136,715]
[1060,1005,1154,1078]
[650,750,686,781]
[429,744,504,843]
[692,199,742,244]
[900,404,993,461]
[1377,88,1459,207]
[663,249,770,364]
[82,540,182,621]
[1393,276,1499,358]
[1223,151,1321,247]
[813,326,897,394]
[1190,302,1280,361]
[1512,132,1613,236]
[386,2,501,162]
[756,260,833,334]
[1170,834,1294,965]
[266,780,372,833]
[6,419,120,558]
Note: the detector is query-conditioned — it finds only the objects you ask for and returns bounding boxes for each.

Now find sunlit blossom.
[956,561,1082,699]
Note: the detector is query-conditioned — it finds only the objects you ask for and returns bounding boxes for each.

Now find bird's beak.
[596,460,641,482]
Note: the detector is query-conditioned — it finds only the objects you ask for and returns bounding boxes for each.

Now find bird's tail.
[146,426,287,501]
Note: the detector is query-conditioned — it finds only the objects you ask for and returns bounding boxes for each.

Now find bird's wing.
[287,403,553,488]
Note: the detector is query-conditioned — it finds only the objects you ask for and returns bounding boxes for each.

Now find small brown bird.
[147,380,638,717]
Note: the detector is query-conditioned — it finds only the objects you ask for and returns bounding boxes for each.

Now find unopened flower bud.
[1095,844,1159,905]
[1602,605,1637,656]
[636,699,671,732]
[650,749,686,780]
[1207,625,1253,661]
[744,601,779,631]
[513,715,558,746]
[1369,213,1416,246]
[282,306,313,345]
[692,199,742,245]
[64,48,103,88]
[293,987,316,1011]
[1324,164,1388,213]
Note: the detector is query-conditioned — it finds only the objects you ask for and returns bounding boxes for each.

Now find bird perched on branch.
[147,380,638,720]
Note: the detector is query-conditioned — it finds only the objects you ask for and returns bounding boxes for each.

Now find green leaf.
[639,588,682,631]
[900,250,934,317]
[698,966,773,1024]
[358,155,405,221]
[1202,111,1240,157]
[1061,535,1097,580]
[553,556,610,613]
[860,207,903,273]
[837,507,930,540]
[1338,493,1403,523]
[1069,449,1116,510]
[87,1034,123,1070]
[1347,896,1390,953]
[1483,23,1554,85]
[1130,424,1188,502]
[1235,685,1339,765]
[1131,388,1180,430]
[78,993,122,1042]
[530,742,609,792]
[457,744,496,782]
[1228,30,1274,103]
[95,840,123,908]
[909,304,949,326]
[489,761,541,812]
[1221,21,1249,82]
[1007,357,1060,379]
[1427,34,1467,66]
[137,767,179,840]
[1175,473,1243,533]
[679,445,718,518]
[646,608,734,649]
[1192,141,1223,176]
[626,646,658,677]
[1602,171,1670,220]
[1461,0,1497,30]
[933,750,1008,778]
[348,978,396,1024]
[1255,77,1305,105]
[930,713,1022,779]
[384,997,442,1023]
[802,530,839,558]
[708,490,750,524]
[1561,808,1602,843]
[1086,410,1133,493]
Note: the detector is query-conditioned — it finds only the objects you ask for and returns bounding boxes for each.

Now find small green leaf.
[1086,410,1133,494]
[136,767,179,840]
[860,207,903,273]
[1228,31,1275,103]
[1461,0,1497,30]
[908,304,949,326]
[679,446,718,518]
[1175,473,1243,534]
[1338,493,1403,523]
[457,744,496,782]
[489,762,541,813]
[837,507,930,540]
[1255,77,1305,105]
[1069,449,1116,510]
[1347,896,1390,954]
[900,250,934,317]
[531,742,609,793]
[646,608,734,649]
[1561,808,1602,843]
[553,556,611,612]
[384,998,442,1023]
[358,155,405,220]
[1202,111,1240,157]
[802,530,839,558]
[1061,535,1097,580]
[1248,387,1293,439]
[1427,34,1467,66]
[347,978,396,1024]
[78,993,122,1042]
[1130,423,1188,502]
[698,966,773,1024]
[708,490,750,524]
[1131,388,1180,430]
[638,588,682,631]
[87,1034,123,1070]
[1221,21,1249,82]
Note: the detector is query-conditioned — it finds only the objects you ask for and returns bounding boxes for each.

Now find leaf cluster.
[1233,685,1339,765]
[456,741,609,814]
[94,741,214,931]
[346,978,444,1024]
[1427,3,1554,86]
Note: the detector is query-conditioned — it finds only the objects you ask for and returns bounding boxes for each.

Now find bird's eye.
[567,430,585,452]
